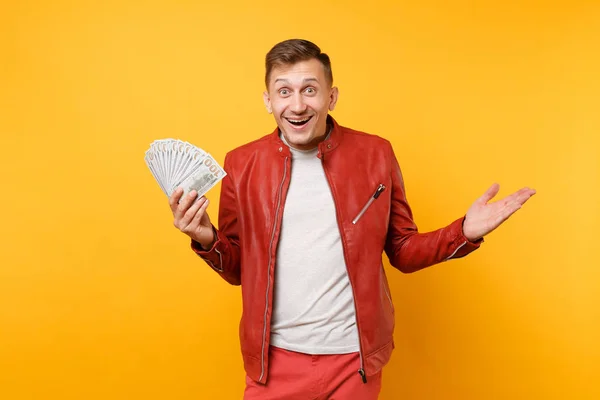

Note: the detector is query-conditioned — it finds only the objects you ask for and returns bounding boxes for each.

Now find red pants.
[244,346,382,399]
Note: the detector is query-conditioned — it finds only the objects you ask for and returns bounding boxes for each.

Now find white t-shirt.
[270,136,360,354]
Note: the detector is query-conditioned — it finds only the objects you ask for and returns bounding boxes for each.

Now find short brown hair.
[265,39,333,88]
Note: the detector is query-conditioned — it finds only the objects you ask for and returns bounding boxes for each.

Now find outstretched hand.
[462,183,536,242]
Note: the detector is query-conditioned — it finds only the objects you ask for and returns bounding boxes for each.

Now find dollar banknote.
[144,139,226,200]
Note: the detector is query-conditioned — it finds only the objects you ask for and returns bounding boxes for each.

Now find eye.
[279,88,290,96]
[304,87,316,94]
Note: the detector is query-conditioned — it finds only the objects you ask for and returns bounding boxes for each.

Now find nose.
[290,92,307,114]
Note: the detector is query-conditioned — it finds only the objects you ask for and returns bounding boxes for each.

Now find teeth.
[287,117,310,123]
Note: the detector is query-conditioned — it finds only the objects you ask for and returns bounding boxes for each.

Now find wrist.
[461,218,481,243]
[199,226,217,250]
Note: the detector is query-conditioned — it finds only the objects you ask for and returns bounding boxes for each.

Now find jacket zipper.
[352,184,386,224]
[214,248,223,271]
[445,241,467,260]
[321,160,368,384]
[259,156,289,382]
[206,248,224,272]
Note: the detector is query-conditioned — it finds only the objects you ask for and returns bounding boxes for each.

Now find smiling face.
[263,58,339,151]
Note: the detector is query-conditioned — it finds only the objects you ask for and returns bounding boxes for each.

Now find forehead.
[269,59,327,87]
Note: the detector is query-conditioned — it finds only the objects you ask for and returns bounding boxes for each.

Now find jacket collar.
[269,115,343,158]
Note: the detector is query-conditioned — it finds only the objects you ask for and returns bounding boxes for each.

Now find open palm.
[463,183,536,242]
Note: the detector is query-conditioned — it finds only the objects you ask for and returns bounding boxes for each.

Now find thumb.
[478,183,500,205]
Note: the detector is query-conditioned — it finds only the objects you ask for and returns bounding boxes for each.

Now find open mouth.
[285,116,313,128]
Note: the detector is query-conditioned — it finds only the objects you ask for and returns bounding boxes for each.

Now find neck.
[282,121,332,151]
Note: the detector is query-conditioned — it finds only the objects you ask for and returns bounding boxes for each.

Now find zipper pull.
[352,184,386,225]
[373,183,386,199]
[358,369,368,384]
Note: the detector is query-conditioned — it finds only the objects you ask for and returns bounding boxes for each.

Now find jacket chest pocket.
[352,183,386,225]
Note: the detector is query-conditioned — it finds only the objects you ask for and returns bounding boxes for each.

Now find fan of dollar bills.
[144,139,227,200]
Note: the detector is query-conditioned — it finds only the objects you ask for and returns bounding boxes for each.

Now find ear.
[263,91,272,114]
[328,86,339,111]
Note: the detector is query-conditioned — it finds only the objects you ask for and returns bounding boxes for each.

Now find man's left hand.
[462,183,536,242]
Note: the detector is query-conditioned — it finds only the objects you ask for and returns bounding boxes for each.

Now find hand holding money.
[169,188,215,249]
[145,138,225,249]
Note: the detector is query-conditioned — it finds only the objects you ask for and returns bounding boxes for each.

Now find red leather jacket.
[192,116,482,384]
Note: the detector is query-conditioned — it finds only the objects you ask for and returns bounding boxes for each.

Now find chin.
[284,130,311,143]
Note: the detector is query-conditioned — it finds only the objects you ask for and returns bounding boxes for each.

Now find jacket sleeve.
[190,152,241,285]
[384,144,483,273]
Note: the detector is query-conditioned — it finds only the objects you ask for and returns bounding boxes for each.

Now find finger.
[498,187,534,205]
[478,183,500,205]
[180,196,207,228]
[495,202,522,225]
[169,187,184,213]
[514,188,536,205]
[174,190,198,220]
[188,197,211,233]
[183,198,210,235]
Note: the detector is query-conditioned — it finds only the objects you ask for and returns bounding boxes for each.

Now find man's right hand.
[169,187,215,250]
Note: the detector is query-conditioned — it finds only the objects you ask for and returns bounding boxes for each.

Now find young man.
[169,39,536,399]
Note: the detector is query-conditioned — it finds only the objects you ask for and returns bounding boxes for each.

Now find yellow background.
[1,0,598,398]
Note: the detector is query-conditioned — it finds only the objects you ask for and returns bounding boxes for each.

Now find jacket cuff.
[190,226,223,271]
[446,216,483,260]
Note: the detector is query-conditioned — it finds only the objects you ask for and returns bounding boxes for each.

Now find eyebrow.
[274,77,319,85]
